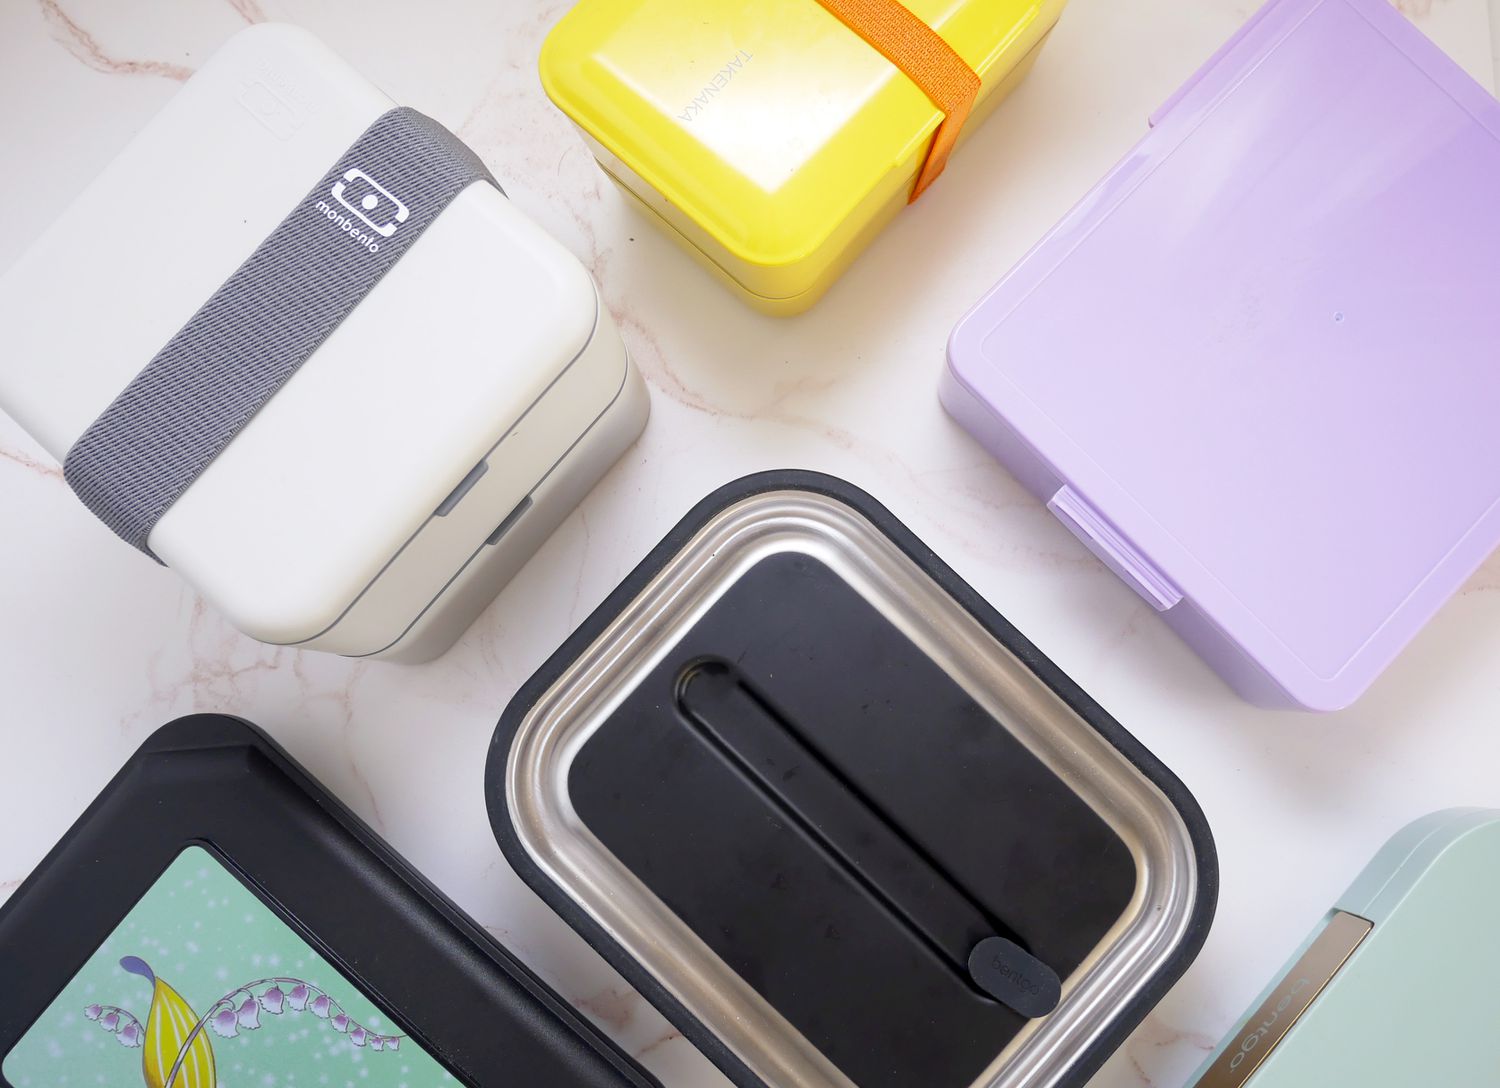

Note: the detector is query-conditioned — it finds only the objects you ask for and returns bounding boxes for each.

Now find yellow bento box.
[540,0,1068,314]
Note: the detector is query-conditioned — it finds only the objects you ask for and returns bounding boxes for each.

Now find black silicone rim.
[485,470,1219,1088]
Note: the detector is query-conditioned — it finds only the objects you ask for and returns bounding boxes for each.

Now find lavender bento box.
[942,0,1500,711]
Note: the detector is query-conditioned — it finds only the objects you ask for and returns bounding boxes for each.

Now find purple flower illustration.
[235,995,261,1031]
[83,1003,144,1050]
[88,962,410,1079]
[210,1005,240,1038]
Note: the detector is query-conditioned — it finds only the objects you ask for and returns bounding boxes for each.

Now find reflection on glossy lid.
[540,0,1051,266]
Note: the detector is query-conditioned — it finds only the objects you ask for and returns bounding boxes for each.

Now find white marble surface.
[2,2,1498,1085]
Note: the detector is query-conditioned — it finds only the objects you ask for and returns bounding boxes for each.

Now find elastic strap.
[815,0,982,202]
[64,107,497,558]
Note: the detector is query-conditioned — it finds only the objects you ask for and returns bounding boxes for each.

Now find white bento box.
[0,25,648,663]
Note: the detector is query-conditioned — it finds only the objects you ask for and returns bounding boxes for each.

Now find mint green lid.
[1190,809,1500,1087]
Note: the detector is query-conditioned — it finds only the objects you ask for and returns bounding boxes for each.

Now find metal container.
[488,472,1216,1088]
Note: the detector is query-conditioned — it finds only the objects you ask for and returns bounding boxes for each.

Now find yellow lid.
[541,0,1060,302]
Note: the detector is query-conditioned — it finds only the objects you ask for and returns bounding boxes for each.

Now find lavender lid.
[942,0,1500,711]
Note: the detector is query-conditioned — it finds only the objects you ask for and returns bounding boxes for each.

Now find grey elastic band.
[63,107,498,557]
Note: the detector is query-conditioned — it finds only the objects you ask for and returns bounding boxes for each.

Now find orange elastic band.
[815,0,982,202]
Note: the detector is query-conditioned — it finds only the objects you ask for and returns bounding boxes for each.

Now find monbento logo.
[677,50,754,123]
[313,167,409,253]
[1228,977,1311,1071]
[990,958,1043,996]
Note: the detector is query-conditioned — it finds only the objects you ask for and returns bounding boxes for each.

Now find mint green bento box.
[1189,809,1500,1087]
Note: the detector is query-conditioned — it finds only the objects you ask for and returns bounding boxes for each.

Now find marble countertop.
[3,2,1499,1086]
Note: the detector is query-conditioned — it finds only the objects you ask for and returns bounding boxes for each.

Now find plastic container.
[0,25,648,663]
[1187,809,1500,1088]
[0,715,659,1088]
[942,0,1500,710]
[488,472,1217,1088]
[539,0,1067,313]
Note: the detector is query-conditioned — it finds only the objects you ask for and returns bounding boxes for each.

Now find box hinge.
[1047,486,1182,611]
